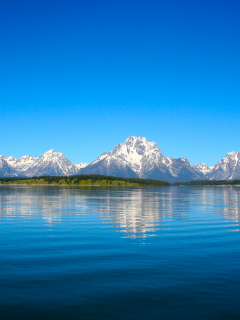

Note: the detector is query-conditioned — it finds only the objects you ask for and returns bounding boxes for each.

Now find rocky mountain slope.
[6,155,36,172]
[195,163,213,175]
[206,152,240,180]
[22,150,80,177]
[81,136,204,182]
[0,150,87,177]
[194,152,240,180]
[0,156,17,177]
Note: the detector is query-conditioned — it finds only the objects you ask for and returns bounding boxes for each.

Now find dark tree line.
[171,179,240,186]
[0,174,170,186]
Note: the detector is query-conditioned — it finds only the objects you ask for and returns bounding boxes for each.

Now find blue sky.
[1,0,239,166]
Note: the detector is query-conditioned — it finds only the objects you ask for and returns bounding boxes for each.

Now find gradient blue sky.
[1,0,239,166]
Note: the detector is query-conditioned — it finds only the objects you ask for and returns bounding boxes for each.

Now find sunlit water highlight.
[0,185,240,319]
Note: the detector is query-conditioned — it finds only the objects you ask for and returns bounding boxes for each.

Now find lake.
[0,185,240,319]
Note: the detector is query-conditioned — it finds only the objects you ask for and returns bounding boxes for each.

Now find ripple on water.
[0,185,240,319]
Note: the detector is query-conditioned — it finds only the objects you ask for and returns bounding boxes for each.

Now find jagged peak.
[122,136,161,155]
[41,149,65,158]
[195,162,209,168]
[195,162,213,175]
[44,149,57,154]
[18,155,35,159]
[124,136,157,146]
[75,162,89,169]
[124,136,146,143]
[6,156,16,160]
[113,136,161,155]
[226,151,240,158]
[216,151,240,164]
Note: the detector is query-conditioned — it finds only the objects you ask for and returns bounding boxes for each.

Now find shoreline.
[177,184,240,187]
[0,183,140,187]
[1,183,240,188]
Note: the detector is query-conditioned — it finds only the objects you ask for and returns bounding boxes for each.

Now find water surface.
[0,185,240,319]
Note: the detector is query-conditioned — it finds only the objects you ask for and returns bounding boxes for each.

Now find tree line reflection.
[0,185,240,237]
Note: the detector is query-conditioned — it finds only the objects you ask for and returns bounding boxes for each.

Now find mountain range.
[1,136,240,182]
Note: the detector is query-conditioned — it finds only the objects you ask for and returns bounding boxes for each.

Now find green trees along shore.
[1,175,240,186]
[0,174,169,187]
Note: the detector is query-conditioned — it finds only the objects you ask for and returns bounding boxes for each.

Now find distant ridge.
[0,150,88,178]
[1,136,240,182]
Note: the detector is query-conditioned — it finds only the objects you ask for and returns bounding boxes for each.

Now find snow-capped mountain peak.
[195,163,213,175]
[0,155,18,177]
[81,136,202,182]
[3,155,36,173]
[75,163,89,170]
[98,136,164,177]
[6,156,16,162]
[226,151,239,161]
[41,149,60,158]
[208,151,240,180]
[0,150,83,177]
[24,150,78,176]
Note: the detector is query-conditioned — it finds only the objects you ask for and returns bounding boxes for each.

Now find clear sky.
[1,0,239,166]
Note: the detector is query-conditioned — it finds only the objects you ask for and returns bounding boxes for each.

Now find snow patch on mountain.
[75,163,89,170]
[0,155,18,177]
[208,151,240,180]
[6,155,36,172]
[195,163,213,175]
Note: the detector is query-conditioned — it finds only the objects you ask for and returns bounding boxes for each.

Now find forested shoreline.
[171,179,240,186]
[0,174,169,187]
[1,175,240,187]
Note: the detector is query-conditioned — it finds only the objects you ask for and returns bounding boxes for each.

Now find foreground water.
[0,185,240,319]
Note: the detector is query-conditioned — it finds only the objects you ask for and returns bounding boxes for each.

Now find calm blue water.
[0,185,240,319]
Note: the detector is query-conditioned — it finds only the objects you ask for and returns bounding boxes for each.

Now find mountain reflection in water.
[0,185,239,238]
[1,185,240,320]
